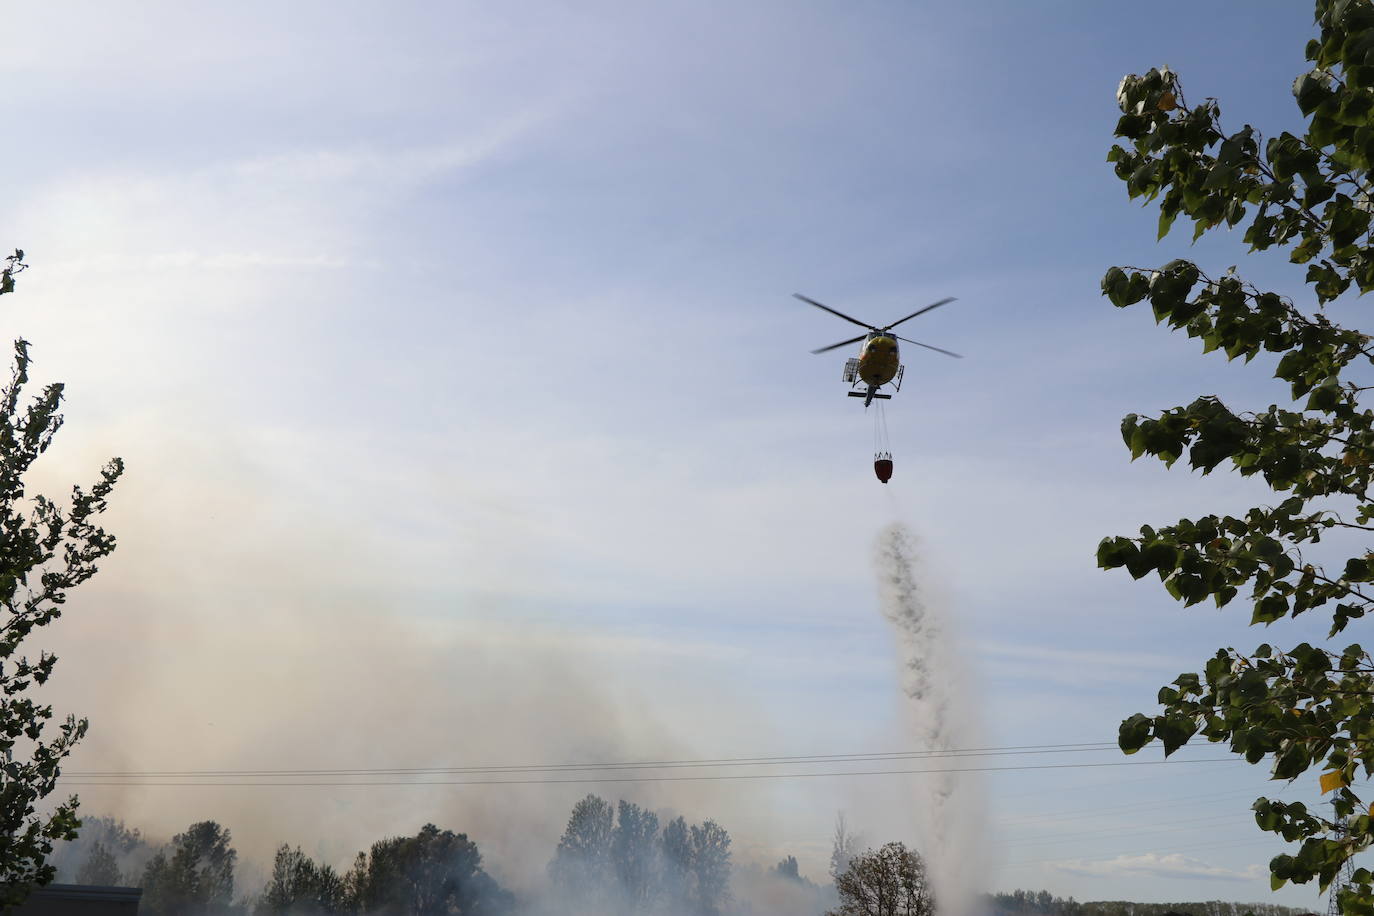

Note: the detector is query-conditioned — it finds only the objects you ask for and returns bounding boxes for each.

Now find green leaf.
[1096,537,1137,569]
[1344,557,1371,581]
[1156,713,1198,756]
[1144,540,1181,574]
[1291,234,1323,264]
[1294,70,1333,115]
[1252,594,1289,625]
[1124,548,1154,580]
[1158,209,1178,240]
[1119,713,1152,754]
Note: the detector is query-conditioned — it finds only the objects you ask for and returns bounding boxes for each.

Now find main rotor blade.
[793,293,874,331]
[894,335,962,358]
[811,333,868,354]
[884,297,956,331]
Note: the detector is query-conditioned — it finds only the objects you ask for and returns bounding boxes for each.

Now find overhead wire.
[56,735,1290,871]
[58,756,1242,788]
[64,741,1127,779]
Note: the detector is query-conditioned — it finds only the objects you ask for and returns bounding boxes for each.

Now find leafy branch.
[0,261,123,906]
[1100,0,1374,902]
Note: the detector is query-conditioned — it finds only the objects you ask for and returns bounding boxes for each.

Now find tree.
[828,842,933,916]
[0,248,125,908]
[648,813,732,916]
[548,794,615,906]
[773,855,802,881]
[830,813,862,881]
[75,841,120,886]
[255,845,347,915]
[610,800,659,908]
[688,819,731,916]
[660,814,693,909]
[139,821,238,915]
[1097,0,1374,906]
[345,823,511,915]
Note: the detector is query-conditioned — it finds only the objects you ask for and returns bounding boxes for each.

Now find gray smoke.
[874,522,985,916]
[49,815,158,886]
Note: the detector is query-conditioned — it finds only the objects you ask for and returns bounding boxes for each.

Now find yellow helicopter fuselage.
[858,334,900,387]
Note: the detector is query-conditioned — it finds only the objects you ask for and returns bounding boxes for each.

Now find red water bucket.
[874,456,893,484]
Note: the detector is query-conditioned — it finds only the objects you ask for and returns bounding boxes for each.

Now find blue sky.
[0,0,1359,907]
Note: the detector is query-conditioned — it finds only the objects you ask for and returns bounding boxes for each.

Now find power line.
[63,741,1125,779]
[59,756,1241,788]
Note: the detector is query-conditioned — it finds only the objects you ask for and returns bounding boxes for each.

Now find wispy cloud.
[975,641,1191,687]
[1052,853,1264,882]
[228,109,554,187]
[420,618,751,665]
[56,250,363,274]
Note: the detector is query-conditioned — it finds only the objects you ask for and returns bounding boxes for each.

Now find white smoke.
[874,522,986,916]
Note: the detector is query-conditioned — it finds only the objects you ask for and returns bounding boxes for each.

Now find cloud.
[1052,853,1264,882]
[227,108,554,187]
[974,641,1190,687]
[20,106,548,273]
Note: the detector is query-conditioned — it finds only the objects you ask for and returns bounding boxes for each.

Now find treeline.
[53,817,509,915]
[260,823,510,915]
[987,890,1310,916]
[52,794,804,915]
[62,821,1319,916]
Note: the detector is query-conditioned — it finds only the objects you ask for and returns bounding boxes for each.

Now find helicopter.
[795,293,961,407]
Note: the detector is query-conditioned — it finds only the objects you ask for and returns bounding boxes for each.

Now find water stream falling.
[874,521,985,916]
